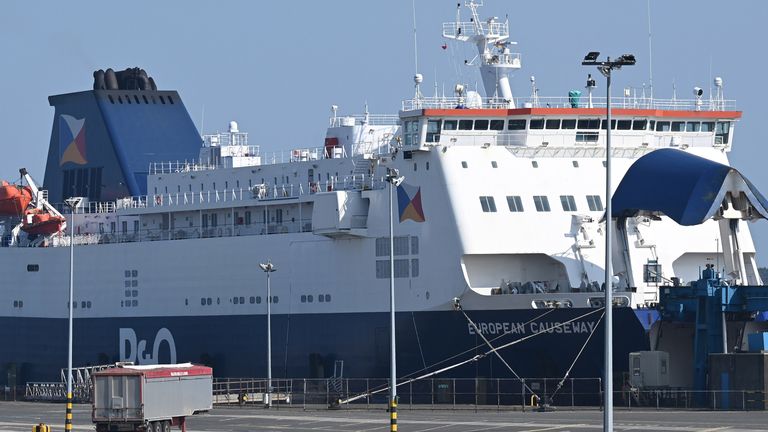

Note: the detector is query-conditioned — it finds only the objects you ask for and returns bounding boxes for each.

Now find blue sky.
[2,0,768,263]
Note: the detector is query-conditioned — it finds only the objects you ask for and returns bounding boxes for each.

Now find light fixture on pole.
[258,260,276,408]
[384,167,403,432]
[582,51,635,432]
[63,196,82,431]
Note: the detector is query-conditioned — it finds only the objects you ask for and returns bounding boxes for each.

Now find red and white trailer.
[92,363,212,432]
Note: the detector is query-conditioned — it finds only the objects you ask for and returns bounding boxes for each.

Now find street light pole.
[258,260,276,408]
[384,168,403,432]
[582,52,635,432]
[63,197,81,432]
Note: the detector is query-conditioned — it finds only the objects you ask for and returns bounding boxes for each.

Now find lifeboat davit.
[21,209,66,236]
[0,181,33,216]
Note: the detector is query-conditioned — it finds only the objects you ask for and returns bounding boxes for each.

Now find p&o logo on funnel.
[59,114,87,166]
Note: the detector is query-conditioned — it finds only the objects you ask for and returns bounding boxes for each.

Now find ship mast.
[443,0,521,107]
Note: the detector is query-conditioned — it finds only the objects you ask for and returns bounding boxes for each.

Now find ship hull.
[1,307,648,385]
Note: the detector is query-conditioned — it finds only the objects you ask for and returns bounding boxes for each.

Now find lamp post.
[582,52,635,432]
[384,168,403,432]
[63,197,82,432]
[258,260,276,408]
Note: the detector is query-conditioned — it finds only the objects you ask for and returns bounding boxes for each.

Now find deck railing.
[402,96,736,112]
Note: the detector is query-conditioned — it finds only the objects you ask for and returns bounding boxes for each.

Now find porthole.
[325,294,331,302]
[201,298,206,306]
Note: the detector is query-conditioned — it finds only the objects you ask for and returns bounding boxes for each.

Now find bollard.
[33,424,51,432]
[389,397,398,432]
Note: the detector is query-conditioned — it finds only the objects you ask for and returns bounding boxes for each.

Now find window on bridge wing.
[426,120,441,143]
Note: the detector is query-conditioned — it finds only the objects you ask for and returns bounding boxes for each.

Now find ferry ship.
[0,1,763,391]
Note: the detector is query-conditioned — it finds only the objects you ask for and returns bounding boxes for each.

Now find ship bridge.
[398,97,740,154]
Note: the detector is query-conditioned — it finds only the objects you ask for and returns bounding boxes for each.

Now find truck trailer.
[92,363,212,432]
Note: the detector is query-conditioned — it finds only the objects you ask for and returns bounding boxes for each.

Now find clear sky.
[2,1,768,262]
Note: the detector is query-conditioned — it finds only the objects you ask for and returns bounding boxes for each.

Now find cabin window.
[507,119,526,130]
[443,120,457,130]
[27,264,39,272]
[426,120,441,143]
[474,119,489,130]
[575,132,598,143]
[134,221,139,233]
[533,196,551,212]
[506,196,524,212]
[545,119,561,129]
[531,161,539,168]
[600,119,616,130]
[491,161,498,168]
[686,121,701,132]
[701,122,715,132]
[479,196,497,212]
[644,261,662,283]
[632,120,648,130]
[458,120,473,130]
[529,119,545,129]
[577,119,600,129]
[656,121,671,131]
[561,119,577,129]
[560,195,578,212]
[572,161,579,168]
[489,119,504,130]
[671,121,685,132]
[461,161,468,168]
[586,195,604,211]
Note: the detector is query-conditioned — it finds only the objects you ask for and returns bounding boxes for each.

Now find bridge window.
[671,121,685,132]
[655,121,670,131]
[561,119,577,129]
[506,196,524,212]
[529,119,545,129]
[560,195,578,212]
[443,120,457,130]
[600,119,616,130]
[490,119,505,130]
[586,195,604,211]
[507,119,527,130]
[533,195,551,212]
[426,120,441,143]
[616,120,631,130]
[546,119,561,129]
[577,119,600,129]
[458,120,473,130]
[632,120,648,130]
[479,196,497,212]
[701,122,715,132]
[716,121,730,144]
[474,119,489,130]
[686,121,700,132]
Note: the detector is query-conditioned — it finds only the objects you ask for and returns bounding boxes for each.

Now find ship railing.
[149,160,218,175]
[442,20,509,39]
[402,96,736,112]
[329,114,400,127]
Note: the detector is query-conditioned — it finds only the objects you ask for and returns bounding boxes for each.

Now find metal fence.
[212,378,768,411]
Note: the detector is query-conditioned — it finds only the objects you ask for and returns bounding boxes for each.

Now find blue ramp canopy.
[611,149,768,225]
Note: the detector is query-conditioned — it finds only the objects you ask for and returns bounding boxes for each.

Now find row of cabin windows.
[67,301,93,309]
[300,294,332,303]
[480,194,604,213]
[436,118,730,137]
[201,296,278,306]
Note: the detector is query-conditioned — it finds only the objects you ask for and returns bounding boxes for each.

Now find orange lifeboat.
[21,209,66,236]
[0,181,33,216]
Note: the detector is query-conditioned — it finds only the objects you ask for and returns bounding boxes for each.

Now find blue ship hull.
[1,307,649,385]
